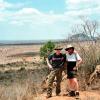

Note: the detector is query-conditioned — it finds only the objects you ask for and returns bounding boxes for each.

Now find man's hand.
[49,67,54,71]
[48,65,53,70]
[73,66,78,71]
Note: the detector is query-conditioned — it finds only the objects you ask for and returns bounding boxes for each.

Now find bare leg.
[68,78,79,91]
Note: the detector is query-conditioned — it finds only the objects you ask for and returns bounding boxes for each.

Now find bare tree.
[69,17,99,43]
[81,18,98,42]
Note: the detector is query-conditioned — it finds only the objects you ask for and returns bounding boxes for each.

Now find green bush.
[40,41,55,63]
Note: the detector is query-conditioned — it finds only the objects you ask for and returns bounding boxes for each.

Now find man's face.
[67,48,74,54]
[55,49,61,55]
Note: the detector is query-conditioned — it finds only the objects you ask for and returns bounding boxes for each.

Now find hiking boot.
[75,91,79,96]
[63,91,75,97]
[75,92,80,99]
[69,91,76,97]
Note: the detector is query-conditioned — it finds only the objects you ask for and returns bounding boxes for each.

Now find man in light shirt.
[65,44,82,97]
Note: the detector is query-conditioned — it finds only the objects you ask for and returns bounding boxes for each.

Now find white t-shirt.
[66,51,82,62]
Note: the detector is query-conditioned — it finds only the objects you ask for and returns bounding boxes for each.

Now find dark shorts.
[67,71,77,79]
[67,61,77,79]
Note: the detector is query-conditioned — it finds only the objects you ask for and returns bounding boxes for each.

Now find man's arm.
[73,59,82,71]
[46,58,53,69]
[76,59,82,68]
[73,53,82,71]
[76,53,82,67]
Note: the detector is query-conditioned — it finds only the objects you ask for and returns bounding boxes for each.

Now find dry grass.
[0,81,31,100]
[0,42,100,100]
[0,79,38,100]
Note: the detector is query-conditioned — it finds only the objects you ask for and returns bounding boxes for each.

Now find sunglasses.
[55,49,62,50]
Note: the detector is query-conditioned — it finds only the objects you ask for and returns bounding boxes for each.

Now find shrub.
[40,41,55,63]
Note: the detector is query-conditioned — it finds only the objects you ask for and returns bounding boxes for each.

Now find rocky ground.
[35,91,100,100]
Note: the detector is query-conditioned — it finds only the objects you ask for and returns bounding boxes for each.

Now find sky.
[0,0,100,40]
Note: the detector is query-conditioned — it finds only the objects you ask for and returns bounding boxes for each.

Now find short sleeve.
[76,53,82,61]
[48,54,53,61]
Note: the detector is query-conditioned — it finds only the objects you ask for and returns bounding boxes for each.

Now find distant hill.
[0,39,66,45]
[68,33,91,41]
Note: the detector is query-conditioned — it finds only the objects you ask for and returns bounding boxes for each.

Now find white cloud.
[0,0,99,25]
[64,0,100,21]
[10,8,67,26]
[0,0,13,10]
[0,0,99,40]
[2,5,99,34]
[0,0,25,11]
[67,0,90,4]
[66,0,100,10]
[15,8,42,15]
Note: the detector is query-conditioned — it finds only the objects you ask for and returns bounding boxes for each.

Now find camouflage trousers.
[47,68,63,96]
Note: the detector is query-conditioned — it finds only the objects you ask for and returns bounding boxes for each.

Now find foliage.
[40,41,55,59]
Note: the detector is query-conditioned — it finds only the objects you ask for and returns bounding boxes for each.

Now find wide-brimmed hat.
[54,45,63,50]
[65,44,74,51]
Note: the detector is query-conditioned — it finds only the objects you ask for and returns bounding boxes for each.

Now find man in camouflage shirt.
[46,46,66,98]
